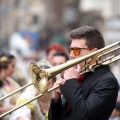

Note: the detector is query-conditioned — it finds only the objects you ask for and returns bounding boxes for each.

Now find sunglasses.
[69,47,91,56]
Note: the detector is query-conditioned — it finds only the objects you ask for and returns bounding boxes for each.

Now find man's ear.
[91,48,98,52]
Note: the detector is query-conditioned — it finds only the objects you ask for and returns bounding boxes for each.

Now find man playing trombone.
[48,26,119,120]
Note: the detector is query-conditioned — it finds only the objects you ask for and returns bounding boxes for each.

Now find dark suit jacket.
[48,65,119,120]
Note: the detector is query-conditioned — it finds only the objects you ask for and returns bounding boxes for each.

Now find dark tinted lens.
[73,48,80,56]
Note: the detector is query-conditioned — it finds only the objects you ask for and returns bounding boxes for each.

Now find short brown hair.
[70,26,105,49]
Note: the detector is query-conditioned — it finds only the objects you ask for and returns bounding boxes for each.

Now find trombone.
[0,41,120,118]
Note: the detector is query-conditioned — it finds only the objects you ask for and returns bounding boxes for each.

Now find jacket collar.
[81,65,110,90]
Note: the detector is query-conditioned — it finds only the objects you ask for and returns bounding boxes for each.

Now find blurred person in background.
[0,52,21,120]
[46,43,65,65]
[52,52,69,78]
[0,52,21,105]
